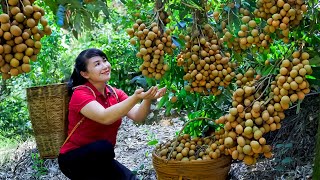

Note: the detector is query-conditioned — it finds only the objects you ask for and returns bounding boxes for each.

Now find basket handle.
[62,116,85,146]
[166,117,214,161]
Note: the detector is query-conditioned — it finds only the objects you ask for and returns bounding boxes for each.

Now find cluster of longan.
[220,9,272,53]
[155,134,225,161]
[0,0,52,79]
[254,0,307,43]
[211,51,312,165]
[126,9,175,80]
[272,51,312,109]
[177,23,236,96]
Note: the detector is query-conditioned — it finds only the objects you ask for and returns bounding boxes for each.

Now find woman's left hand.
[143,86,166,100]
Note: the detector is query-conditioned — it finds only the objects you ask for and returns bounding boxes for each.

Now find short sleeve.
[69,87,96,113]
[114,88,128,102]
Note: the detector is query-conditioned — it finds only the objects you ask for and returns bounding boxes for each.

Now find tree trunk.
[313,115,320,180]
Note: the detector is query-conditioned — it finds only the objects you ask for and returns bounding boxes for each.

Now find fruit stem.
[19,0,25,9]
[5,0,9,15]
[254,75,269,92]
[194,144,208,159]
[181,1,197,9]
[288,92,320,110]
[245,75,273,111]
[154,0,165,33]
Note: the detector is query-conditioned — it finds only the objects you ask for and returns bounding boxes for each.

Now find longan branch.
[288,92,320,110]
[5,0,9,15]
[245,75,272,111]
[181,1,197,9]
[255,75,270,92]
[18,0,25,8]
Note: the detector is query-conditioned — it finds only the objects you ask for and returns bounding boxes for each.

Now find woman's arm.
[126,99,152,122]
[127,87,166,122]
[80,87,159,125]
[80,95,140,125]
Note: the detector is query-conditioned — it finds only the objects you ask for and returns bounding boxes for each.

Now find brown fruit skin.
[265,60,270,65]
[23,5,34,15]
[10,25,22,36]
[170,96,177,103]
[27,18,36,28]
[8,0,19,6]
[22,63,31,72]
[40,17,48,26]
[33,12,42,20]
[0,14,10,23]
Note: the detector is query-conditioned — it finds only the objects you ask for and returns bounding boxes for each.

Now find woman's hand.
[152,87,166,99]
[127,86,167,122]
[133,86,166,100]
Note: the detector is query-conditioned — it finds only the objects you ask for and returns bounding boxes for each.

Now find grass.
[0,135,21,166]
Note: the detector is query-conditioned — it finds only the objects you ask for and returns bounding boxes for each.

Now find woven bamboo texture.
[152,152,232,180]
[26,83,69,159]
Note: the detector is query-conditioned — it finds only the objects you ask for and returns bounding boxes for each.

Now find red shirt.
[60,82,128,154]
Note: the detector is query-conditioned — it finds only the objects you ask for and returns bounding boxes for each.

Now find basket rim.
[26,83,67,89]
[152,151,232,164]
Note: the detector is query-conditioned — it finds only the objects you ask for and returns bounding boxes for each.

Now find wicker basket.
[153,153,232,180]
[26,83,69,159]
[152,118,232,180]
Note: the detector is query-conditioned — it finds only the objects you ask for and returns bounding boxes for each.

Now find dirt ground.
[0,94,319,180]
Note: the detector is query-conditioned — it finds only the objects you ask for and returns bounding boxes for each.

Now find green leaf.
[72,29,78,39]
[276,144,284,148]
[147,140,158,146]
[158,93,169,107]
[309,56,320,65]
[261,66,274,76]
[177,21,187,29]
[120,0,127,4]
[311,66,320,78]
[81,9,92,30]
[100,2,110,18]
[223,6,230,12]
[165,103,173,116]
[233,53,242,62]
[284,143,293,148]
[172,37,181,48]
[296,99,302,114]
[274,165,285,171]
[179,9,189,20]
[307,78,320,86]
[281,157,293,164]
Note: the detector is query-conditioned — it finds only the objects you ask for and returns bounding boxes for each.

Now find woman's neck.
[88,80,106,96]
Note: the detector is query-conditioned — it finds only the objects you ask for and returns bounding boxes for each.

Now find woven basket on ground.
[152,153,232,180]
[152,117,232,180]
[26,83,69,159]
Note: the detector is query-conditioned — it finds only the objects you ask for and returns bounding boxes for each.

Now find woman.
[58,48,166,180]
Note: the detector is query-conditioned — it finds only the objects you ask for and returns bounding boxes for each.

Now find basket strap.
[72,85,96,98]
[62,116,85,147]
[106,84,119,102]
[62,85,96,147]
[62,84,119,147]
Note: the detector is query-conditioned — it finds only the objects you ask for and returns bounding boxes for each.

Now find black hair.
[68,48,108,95]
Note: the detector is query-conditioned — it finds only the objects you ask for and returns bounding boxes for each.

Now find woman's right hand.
[133,86,158,100]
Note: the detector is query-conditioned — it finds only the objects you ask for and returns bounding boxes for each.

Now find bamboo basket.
[152,118,232,180]
[26,83,69,159]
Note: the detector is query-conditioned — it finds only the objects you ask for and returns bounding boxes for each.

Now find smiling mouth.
[101,71,110,75]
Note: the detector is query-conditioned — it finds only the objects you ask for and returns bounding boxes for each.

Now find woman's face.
[80,56,111,83]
